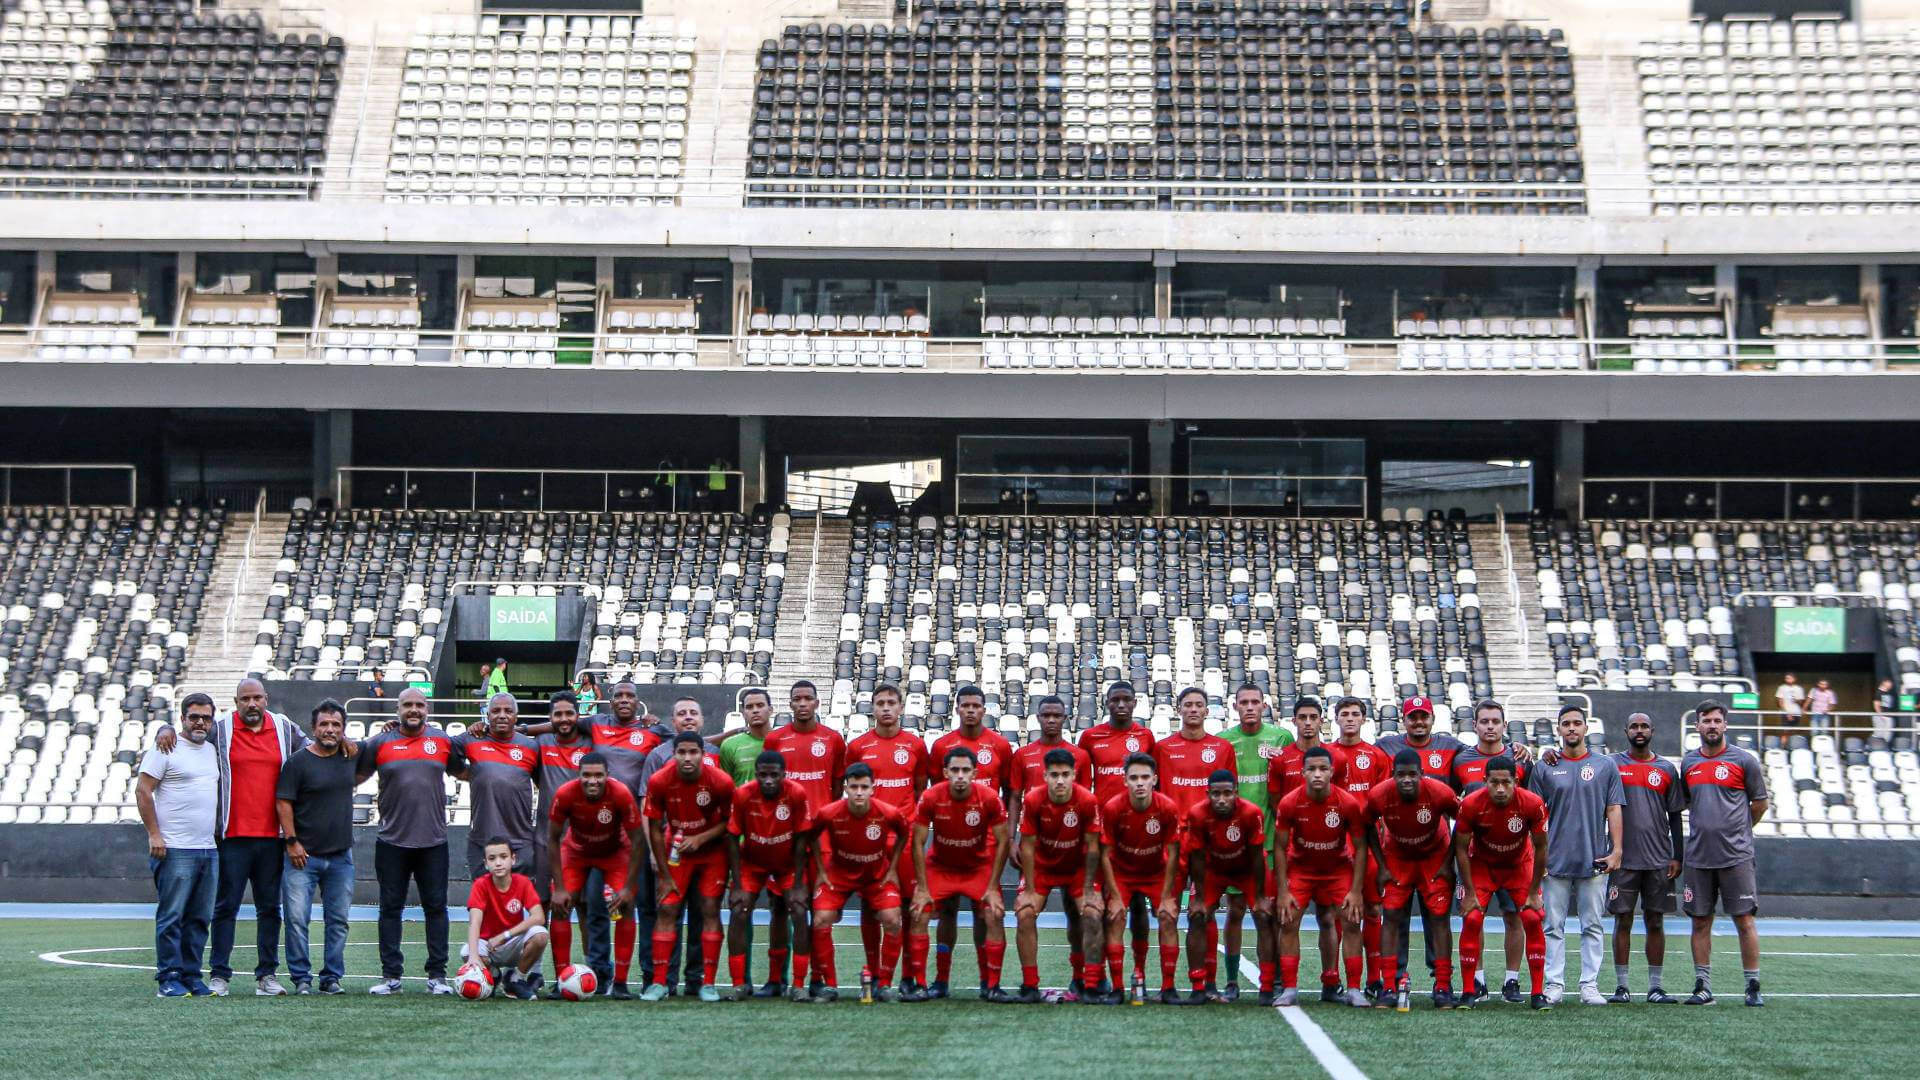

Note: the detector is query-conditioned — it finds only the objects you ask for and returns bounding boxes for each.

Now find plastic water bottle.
[604,883,622,922]
[860,966,875,1004]
[1130,974,1145,1006]
[668,829,683,868]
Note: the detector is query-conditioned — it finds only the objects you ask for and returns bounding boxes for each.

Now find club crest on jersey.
[1507,816,1524,833]
[775,804,791,821]
[1714,764,1729,781]
[629,732,646,747]
[597,808,614,824]
[1580,765,1595,782]
[1415,808,1432,824]
[1259,744,1280,759]
[1427,752,1442,770]
[894,748,911,766]
[1609,885,1620,900]
[1062,811,1079,828]
[1355,754,1371,770]
[696,790,711,807]
[1648,770,1664,788]
[1683,885,1695,903]
[1125,738,1140,752]
[965,809,982,826]
[1324,810,1342,828]
[506,898,522,914]
[1200,748,1217,764]
[1144,818,1162,836]
[569,750,585,767]
[509,747,524,762]
[865,823,882,841]
[977,749,993,764]
[424,739,438,756]
[811,740,827,758]
[1225,825,1242,843]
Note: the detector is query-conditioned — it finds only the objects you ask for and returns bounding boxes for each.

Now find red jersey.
[549,778,642,860]
[1274,786,1368,873]
[813,798,910,882]
[916,782,1007,872]
[1457,786,1548,870]
[1363,777,1460,859]
[465,872,541,938]
[225,720,285,838]
[1019,784,1101,878]
[845,728,928,812]
[1153,731,1237,815]
[730,778,813,871]
[1011,737,1093,794]
[643,761,735,838]
[1184,797,1266,879]
[762,721,845,812]
[1333,739,1389,798]
[1101,791,1182,881]
[926,727,1016,796]
[1078,721,1157,804]
[1265,741,1348,807]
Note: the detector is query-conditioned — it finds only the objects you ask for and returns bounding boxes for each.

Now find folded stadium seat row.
[0,505,223,816]
[1622,313,1733,372]
[1392,314,1582,371]
[831,515,1489,728]
[175,296,278,362]
[984,315,1345,335]
[744,335,928,368]
[1643,17,1920,215]
[750,313,931,334]
[0,0,341,193]
[255,508,786,687]
[34,292,140,360]
[984,336,1349,370]
[384,13,694,206]
[746,0,1584,212]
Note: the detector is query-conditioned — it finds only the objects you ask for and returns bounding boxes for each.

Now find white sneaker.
[1579,984,1609,1006]
[208,977,230,997]
[1545,985,1564,1005]
[256,975,289,997]
[426,978,455,996]
[368,978,404,995]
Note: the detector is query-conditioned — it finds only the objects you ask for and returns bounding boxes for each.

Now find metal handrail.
[952,471,1368,517]
[1499,691,1593,722]
[1731,590,1883,607]
[334,465,745,513]
[0,462,139,508]
[220,487,268,650]
[1495,504,1527,662]
[284,663,435,681]
[450,579,593,595]
[1576,673,1758,694]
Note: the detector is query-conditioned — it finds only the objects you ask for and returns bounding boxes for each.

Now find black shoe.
[683,980,702,997]
[1683,978,1714,1005]
[1530,992,1552,1011]
[1502,977,1523,1004]
[1202,980,1222,1003]
[1182,988,1210,1006]
[899,981,931,1003]
[925,979,949,1000]
[1014,984,1043,1004]
[1366,980,1384,1003]
[1067,977,1084,998]
[1432,986,1455,1010]
[317,978,344,996]
[1608,984,1632,1004]
[984,987,1018,1004]
[753,979,785,999]
[977,982,992,1002]
[1321,983,1341,1003]
[504,978,536,1001]
[1456,988,1483,1009]
[1219,982,1240,1004]
[609,982,634,1001]
[1646,987,1679,1004]
[546,984,568,1000]
[1744,978,1764,1007]
[1257,989,1274,1006]
[811,985,840,1004]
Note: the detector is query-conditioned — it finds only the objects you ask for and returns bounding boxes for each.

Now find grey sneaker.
[292,980,313,996]
[1274,987,1299,1007]
[425,978,455,996]
[1344,987,1371,1007]
[207,976,230,997]
[639,983,671,1002]
[368,978,404,995]
[256,975,289,997]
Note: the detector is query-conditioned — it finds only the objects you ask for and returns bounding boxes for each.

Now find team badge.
[1580,765,1595,782]
[1355,754,1371,770]
[1648,770,1663,788]
[1125,738,1140,753]
[1427,752,1442,770]
[424,739,438,755]
[1324,811,1342,828]
[894,748,911,766]
[1415,808,1432,824]
[630,732,645,747]
[977,748,993,764]
[1062,811,1079,829]
[775,804,791,821]
[1608,885,1620,901]
[1259,744,1280,759]
[1145,818,1161,836]
[569,749,584,767]
[865,823,883,841]
[1714,764,1729,781]
[597,808,614,824]
[1200,748,1217,764]
[1683,885,1695,903]
[509,747,523,762]
[696,790,711,806]
[1507,817,1524,833]
[507,899,522,914]
[965,809,982,827]
[1225,825,1242,843]
[811,740,827,758]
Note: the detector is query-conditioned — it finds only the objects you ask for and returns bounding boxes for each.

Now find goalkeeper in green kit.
[1219,682,1293,1003]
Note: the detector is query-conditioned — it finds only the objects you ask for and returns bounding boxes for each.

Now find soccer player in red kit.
[640,733,736,1002]
[727,750,814,1001]
[765,680,844,814]
[1331,696,1388,999]
[809,763,911,1002]
[546,753,647,998]
[1100,753,1185,1004]
[1155,688,1238,820]
[922,685,1014,997]
[1453,755,1549,1010]
[1012,696,1092,794]
[1364,748,1469,1011]
[1080,681,1158,986]
[844,684,927,991]
[906,746,1013,1002]
[1272,746,1369,1008]
[1014,747,1103,1003]
[1264,697,1346,1001]
[1450,700,1533,1003]
[1184,769,1265,1004]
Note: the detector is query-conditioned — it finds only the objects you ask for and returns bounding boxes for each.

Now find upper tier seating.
[1640,18,1920,216]
[748,0,1583,212]
[0,0,342,193]
[0,504,223,822]
[1395,314,1582,371]
[1531,518,1920,699]
[253,509,788,685]
[386,13,695,205]
[834,515,1490,733]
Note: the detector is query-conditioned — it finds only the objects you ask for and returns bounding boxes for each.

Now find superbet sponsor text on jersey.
[1275,786,1367,873]
[1153,732,1236,815]
[927,727,1015,793]
[814,798,910,881]
[916,783,1007,871]
[1456,786,1548,869]
[1020,785,1101,878]
[763,722,845,812]
[731,779,812,870]
[643,761,735,837]
[845,728,928,811]
[1078,722,1156,804]
[1011,738,1092,793]
[1334,740,1388,797]
[1185,798,1265,878]
[550,778,641,860]
[1100,791,1182,880]
[1363,776,1460,858]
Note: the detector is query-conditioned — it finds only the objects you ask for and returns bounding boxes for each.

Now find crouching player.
[727,750,814,1001]
[1272,747,1369,1007]
[463,836,550,999]
[1185,769,1266,1004]
[1014,747,1104,1003]
[1454,756,1550,1010]
[1100,753,1186,1004]
[546,754,646,998]
[809,763,912,1002]
[1364,749,1467,1011]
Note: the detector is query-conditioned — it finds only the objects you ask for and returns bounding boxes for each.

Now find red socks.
[791,941,811,989]
[812,924,837,989]
[1433,955,1453,993]
[1363,915,1383,985]
[1521,907,1547,995]
[1158,940,1179,991]
[650,928,677,978]
[1083,958,1106,990]
[1280,955,1301,990]
[860,914,881,969]
[1379,954,1398,991]
[728,952,747,988]
[613,918,635,984]
[878,930,903,984]
[907,932,931,985]
[1190,967,1208,992]
[1460,907,1487,993]
[1344,953,1364,989]
[1106,943,1125,987]
[551,913,573,972]
[767,947,788,986]
[981,940,1006,989]
[701,931,723,986]
[1259,960,1277,993]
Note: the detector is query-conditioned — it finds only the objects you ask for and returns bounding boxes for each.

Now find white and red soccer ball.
[454,963,494,1000]
[556,965,599,1001]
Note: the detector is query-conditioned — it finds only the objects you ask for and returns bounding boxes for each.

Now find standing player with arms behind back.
[726,750,813,1000]
[1608,712,1686,1005]
[1680,701,1769,1007]
[1080,681,1157,987]
[1183,769,1266,1004]
[905,746,1013,1003]
[532,691,608,995]
[765,680,845,999]
[1364,748,1467,1011]
[924,685,1016,999]
[640,733,736,1002]
[1220,682,1292,1003]
[1266,697,1346,1002]
[844,684,929,995]
[1013,747,1104,1003]
[808,763,912,1003]
[546,752,647,998]
[1449,699,1532,1004]
[1453,756,1549,1010]
[1331,696,1389,999]
[1271,746,1369,1008]
[1099,753,1186,1004]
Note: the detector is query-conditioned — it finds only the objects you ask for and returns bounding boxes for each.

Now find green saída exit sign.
[1774,607,1845,654]
[1730,692,1759,710]
[489,595,557,641]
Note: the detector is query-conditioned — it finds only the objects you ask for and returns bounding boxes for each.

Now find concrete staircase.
[322,33,409,201]
[685,41,757,208]
[1572,44,1652,216]
[1469,522,1560,716]
[177,513,290,707]
[768,515,851,699]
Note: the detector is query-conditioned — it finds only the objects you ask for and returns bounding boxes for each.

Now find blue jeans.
[152,848,218,984]
[283,850,355,983]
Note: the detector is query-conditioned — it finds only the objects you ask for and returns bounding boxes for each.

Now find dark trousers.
[210,837,284,980]
[374,840,450,980]
[152,848,218,984]
[636,861,701,987]
[535,842,610,981]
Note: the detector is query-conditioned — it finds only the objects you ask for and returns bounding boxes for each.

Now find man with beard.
[1079,682,1157,993]
[359,687,465,995]
[138,694,221,997]
[533,691,609,994]
[1679,701,1769,1007]
[1607,712,1686,1005]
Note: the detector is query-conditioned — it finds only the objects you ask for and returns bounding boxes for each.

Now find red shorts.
[739,862,798,897]
[1200,869,1263,910]
[1381,849,1452,913]
[661,848,728,905]
[560,850,631,896]
[894,844,918,898]
[922,862,995,909]
[1286,867,1354,909]
[815,874,901,915]
[1023,868,1090,900]
[1466,861,1533,906]
[1111,875,1168,909]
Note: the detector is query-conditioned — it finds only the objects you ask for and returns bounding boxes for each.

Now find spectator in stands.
[1874,679,1900,743]
[573,671,600,717]
[1527,705,1625,1006]
[487,659,511,698]
[137,693,221,997]
[368,670,386,699]
[1808,679,1838,735]
[474,664,493,699]
[276,700,358,995]
[1774,673,1805,731]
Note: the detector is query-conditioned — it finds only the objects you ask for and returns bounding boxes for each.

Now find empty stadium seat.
[319,300,422,365]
